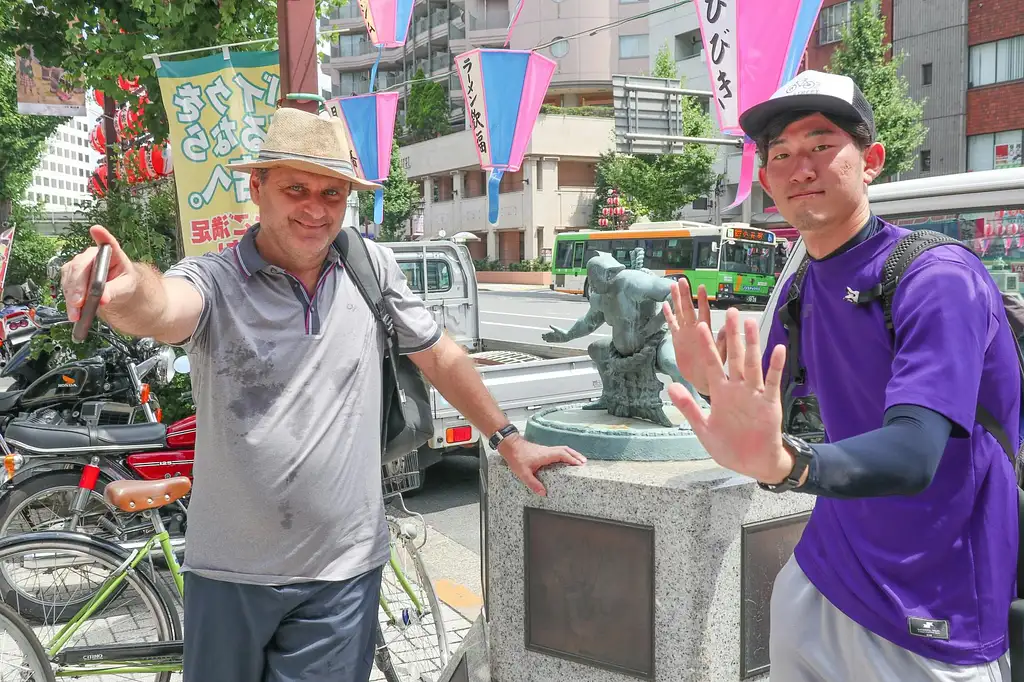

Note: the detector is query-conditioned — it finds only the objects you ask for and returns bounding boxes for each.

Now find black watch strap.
[488,424,519,450]
[759,433,814,493]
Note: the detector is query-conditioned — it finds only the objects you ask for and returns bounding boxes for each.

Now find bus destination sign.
[728,227,775,244]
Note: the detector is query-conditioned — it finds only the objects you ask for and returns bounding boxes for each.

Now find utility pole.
[277,0,320,113]
[104,94,117,190]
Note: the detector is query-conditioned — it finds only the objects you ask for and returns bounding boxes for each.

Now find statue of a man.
[542,251,701,426]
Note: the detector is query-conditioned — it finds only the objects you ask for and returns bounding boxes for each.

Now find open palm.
[663,280,726,396]
[667,308,789,484]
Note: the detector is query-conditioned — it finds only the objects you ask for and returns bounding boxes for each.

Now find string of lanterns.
[89,76,173,197]
[597,188,634,229]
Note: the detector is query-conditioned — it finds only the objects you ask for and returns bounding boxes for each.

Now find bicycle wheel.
[0,532,181,682]
[0,599,55,681]
[376,518,450,682]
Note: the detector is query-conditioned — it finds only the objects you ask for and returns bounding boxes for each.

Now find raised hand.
[667,308,792,484]
[663,280,726,396]
[542,326,570,344]
[60,225,139,322]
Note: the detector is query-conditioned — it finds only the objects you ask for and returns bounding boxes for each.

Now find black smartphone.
[71,244,111,343]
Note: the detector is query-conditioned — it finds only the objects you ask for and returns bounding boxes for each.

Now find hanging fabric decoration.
[694,0,825,209]
[504,0,525,47]
[454,48,556,225]
[327,92,401,224]
[357,0,415,90]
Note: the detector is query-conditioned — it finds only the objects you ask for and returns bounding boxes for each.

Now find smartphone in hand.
[71,244,111,343]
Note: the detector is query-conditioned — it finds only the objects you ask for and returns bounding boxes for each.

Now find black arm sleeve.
[796,404,953,498]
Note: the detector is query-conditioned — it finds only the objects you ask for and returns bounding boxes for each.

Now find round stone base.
[523,403,711,461]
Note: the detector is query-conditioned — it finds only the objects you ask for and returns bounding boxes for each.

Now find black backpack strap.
[778,256,812,388]
[855,229,1022,467]
[334,227,398,355]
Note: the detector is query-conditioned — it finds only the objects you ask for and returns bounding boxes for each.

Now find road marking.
[480,321,611,337]
[434,578,484,611]
[480,311,580,322]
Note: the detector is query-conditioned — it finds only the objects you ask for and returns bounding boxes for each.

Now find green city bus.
[550,221,778,305]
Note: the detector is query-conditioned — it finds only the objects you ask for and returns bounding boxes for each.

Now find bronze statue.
[543,250,700,427]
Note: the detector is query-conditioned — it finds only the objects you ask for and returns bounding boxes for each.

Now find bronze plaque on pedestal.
[523,507,655,679]
[739,511,811,679]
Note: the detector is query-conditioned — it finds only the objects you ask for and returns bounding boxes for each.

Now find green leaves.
[826,0,926,178]
[406,68,450,143]
[358,138,419,242]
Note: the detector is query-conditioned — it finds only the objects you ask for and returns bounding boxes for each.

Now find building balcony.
[328,44,405,71]
[466,10,510,45]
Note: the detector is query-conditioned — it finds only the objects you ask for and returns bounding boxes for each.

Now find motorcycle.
[0,352,194,554]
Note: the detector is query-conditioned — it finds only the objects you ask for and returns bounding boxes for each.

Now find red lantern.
[149,143,171,176]
[89,165,109,197]
[90,126,105,154]
[93,90,104,108]
[117,75,139,92]
[598,218,608,227]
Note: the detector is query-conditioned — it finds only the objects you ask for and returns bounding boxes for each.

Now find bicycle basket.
[381,450,421,498]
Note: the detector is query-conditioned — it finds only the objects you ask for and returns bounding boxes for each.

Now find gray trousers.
[183,565,384,682]
[769,558,1010,682]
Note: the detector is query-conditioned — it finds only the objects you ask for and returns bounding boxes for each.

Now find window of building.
[919,149,931,172]
[818,2,851,45]
[549,37,569,59]
[969,35,1024,87]
[619,34,650,59]
[967,130,1024,171]
[26,192,34,201]
[43,178,49,187]
[692,197,709,210]
[674,29,702,61]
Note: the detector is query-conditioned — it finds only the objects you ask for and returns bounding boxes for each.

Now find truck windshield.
[720,241,775,276]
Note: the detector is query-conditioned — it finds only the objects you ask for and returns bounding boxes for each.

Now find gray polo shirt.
[164,226,441,585]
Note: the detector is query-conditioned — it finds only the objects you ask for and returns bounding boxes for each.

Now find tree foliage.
[406,68,450,142]
[0,0,348,144]
[590,44,717,226]
[0,45,63,222]
[6,204,59,288]
[826,0,926,178]
[359,139,418,242]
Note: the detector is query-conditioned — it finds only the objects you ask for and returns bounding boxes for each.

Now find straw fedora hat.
[228,107,382,191]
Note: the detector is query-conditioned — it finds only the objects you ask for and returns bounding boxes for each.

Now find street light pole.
[276,0,320,113]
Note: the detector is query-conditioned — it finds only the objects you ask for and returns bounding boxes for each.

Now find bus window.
[695,237,720,268]
[721,242,775,276]
[585,239,611,263]
[611,239,637,265]
[555,240,575,269]
[664,238,695,268]
[644,238,667,269]
[572,241,586,269]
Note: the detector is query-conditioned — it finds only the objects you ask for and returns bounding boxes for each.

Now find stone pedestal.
[484,452,815,682]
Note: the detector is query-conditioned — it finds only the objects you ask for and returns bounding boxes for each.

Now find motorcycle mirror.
[173,355,191,375]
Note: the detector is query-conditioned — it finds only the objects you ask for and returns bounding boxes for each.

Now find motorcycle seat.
[0,391,22,413]
[4,420,167,455]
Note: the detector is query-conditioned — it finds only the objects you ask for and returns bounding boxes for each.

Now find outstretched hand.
[667,308,793,485]
[663,280,727,396]
[60,225,138,322]
[542,326,570,344]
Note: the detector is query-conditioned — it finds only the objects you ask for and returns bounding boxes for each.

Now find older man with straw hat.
[60,106,587,682]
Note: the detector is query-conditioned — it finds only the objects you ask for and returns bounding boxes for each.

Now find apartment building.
[22,97,102,214]
[322,0,654,262]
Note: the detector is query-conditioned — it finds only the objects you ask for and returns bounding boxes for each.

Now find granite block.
[483,452,815,682]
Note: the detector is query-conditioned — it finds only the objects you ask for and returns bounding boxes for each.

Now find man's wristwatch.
[488,424,520,450]
[758,433,814,493]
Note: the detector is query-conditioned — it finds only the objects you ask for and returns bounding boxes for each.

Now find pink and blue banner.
[455,48,556,225]
[327,92,401,224]
[694,0,825,208]
[357,0,415,48]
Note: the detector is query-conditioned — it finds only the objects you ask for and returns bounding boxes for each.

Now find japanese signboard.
[15,46,86,117]
[156,50,280,256]
[0,227,15,293]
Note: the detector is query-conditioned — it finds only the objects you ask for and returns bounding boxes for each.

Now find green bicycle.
[0,450,449,681]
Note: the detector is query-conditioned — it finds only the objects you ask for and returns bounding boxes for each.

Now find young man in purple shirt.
[664,70,1018,680]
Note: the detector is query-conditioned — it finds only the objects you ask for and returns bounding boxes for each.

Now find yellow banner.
[156,51,280,257]
[16,46,86,117]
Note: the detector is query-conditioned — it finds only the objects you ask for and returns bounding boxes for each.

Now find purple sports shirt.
[762,220,1019,664]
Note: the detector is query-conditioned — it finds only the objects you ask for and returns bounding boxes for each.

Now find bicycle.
[0,448,450,682]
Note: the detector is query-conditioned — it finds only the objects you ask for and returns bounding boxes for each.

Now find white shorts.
[769,557,1011,682]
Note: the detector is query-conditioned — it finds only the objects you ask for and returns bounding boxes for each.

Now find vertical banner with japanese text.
[156,51,281,256]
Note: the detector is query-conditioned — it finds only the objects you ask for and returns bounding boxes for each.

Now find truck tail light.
[446,425,473,444]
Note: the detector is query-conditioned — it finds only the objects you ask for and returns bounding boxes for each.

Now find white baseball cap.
[738,70,877,142]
